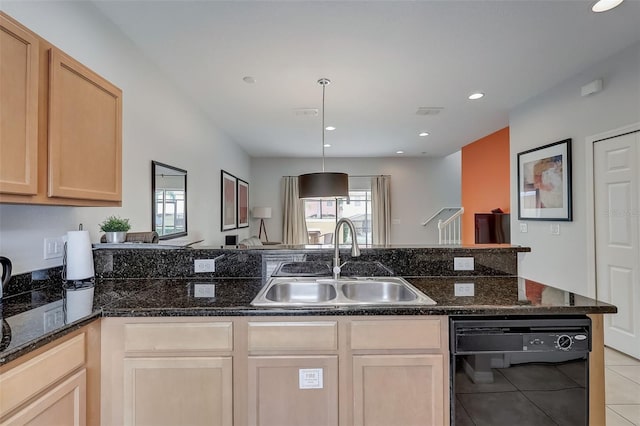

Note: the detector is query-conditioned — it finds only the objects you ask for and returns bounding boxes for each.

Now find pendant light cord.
[321,80,326,172]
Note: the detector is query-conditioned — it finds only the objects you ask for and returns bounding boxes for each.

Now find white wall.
[0,2,251,274]
[249,154,462,245]
[510,41,640,296]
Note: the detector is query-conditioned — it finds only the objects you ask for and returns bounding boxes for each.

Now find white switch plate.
[194,259,216,273]
[299,368,323,389]
[454,257,474,271]
[550,224,560,235]
[454,283,475,297]
[520,223,528,233]
[193,283,215,298]
[43,237,64,260]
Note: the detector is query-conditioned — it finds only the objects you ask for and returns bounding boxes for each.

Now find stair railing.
[422,207,464,245]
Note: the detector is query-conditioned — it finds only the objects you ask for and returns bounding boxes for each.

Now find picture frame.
[221,170,237,231]
[237,178,249,228]
[517,138,572,221]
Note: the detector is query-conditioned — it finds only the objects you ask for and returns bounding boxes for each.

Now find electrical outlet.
[193,283,215,298]
[454,283,475,297]
[453,257,474,271]
[520,223,528,233]
[194,259,216,273]
[43,305,65,332]
[43,237,64,260]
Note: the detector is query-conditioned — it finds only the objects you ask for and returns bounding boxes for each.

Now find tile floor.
[605,347,640,425]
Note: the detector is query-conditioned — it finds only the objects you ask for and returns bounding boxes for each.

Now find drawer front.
[350,319,442,350]
[124,322,233,353]
[248,321,338,351]
[0,333,85,416]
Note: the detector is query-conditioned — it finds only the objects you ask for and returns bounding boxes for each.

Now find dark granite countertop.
[0,275,616,365]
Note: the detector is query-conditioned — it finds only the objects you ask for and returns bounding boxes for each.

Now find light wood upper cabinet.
[0,13,39,195]
[48,49,121,201]
[0,12,122,206]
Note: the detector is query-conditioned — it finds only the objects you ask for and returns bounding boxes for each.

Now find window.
[304,189,372,245]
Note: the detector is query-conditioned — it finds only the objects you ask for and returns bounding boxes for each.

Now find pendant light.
[298,78,349,199]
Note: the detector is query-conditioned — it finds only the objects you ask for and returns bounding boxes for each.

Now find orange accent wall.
[461,127,510,244]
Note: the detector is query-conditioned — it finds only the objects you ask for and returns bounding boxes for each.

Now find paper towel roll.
[66,231,94,281]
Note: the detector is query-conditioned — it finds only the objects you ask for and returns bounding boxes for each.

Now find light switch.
[520,223,528,233]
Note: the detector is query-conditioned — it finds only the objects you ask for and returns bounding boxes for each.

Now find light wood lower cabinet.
[247,356,338,426]
[123,357,232,426]
[352,354,445,426]
[0,323,99,426]
[101,318,234,426]
[102,316,449,426]
[1,369,86,426]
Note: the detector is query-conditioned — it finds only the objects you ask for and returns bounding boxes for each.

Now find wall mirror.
[152,161,187,239]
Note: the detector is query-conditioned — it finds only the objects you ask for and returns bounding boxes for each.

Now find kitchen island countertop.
[0,275,616,365]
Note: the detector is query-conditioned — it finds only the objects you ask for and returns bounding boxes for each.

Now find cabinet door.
[123,357,232,426]
[48,48,121,201]
[0,13,39,195]
[248,356,338,426]
[352,354,445,426]
[1,369,86,426]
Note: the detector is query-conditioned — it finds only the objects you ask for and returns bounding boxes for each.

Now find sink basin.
[265,281,337,303]
[341,281,417,302]
[251,277,436,307]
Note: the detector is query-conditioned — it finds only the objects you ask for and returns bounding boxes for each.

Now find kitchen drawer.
[248,321,338,351]
[0,333,85,416]
[350,318,442,350]
[124,322,233,353]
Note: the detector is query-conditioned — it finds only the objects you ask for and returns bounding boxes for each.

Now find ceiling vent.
[293,108,319,117]
[416,107,444,116]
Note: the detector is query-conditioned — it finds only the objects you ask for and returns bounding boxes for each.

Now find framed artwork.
[237,178,249,228]
[517,138,572,221]
[221,170,237,231]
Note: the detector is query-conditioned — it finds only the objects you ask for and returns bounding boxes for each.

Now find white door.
[594,130,640,359]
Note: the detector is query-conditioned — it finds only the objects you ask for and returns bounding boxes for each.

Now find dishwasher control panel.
[451,316,592,354]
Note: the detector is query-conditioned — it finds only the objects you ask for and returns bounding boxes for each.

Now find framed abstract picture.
[221,170,237,231]
[237,178,249,228]
[517,138,572,221]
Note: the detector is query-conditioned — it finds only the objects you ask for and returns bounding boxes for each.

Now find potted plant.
[100,215,131,243]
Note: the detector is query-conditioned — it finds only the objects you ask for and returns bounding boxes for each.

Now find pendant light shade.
[298,78,349,199]
[299,172,349,198]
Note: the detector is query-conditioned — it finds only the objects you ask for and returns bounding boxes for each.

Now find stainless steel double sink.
[251,276,436,307]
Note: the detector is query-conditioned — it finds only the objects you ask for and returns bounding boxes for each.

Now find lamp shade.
[298,172,349,199]
[252,207,272,219]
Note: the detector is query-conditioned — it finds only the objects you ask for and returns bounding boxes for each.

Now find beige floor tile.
[609,405,640,425]
[609,366,640,385]
[607,408,635,426]
[606,347,640,366]
[606,369,640,405]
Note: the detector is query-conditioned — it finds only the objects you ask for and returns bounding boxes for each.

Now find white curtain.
[282,176,309,245]
[371,175,391,245]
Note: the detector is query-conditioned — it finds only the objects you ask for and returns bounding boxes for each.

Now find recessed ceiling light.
[468,92,484,100]
[324,143,331,148]
[419,132,430,137]
[242,76,256,84]
[592,0,624,12]
[396,150,404,154]
[325,126,336,131]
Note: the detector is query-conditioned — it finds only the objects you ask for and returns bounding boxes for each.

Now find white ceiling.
[92,0,640,158]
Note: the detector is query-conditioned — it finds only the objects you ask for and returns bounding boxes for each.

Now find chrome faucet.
[333,218,361,279]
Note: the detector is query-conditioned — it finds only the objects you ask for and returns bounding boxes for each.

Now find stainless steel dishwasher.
[450,316,591,426]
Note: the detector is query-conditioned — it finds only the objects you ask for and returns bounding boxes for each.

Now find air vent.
[293,108,319,117]
[416,107,443,116]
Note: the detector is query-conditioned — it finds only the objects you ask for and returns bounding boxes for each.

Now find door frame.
[585,121,640,300]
